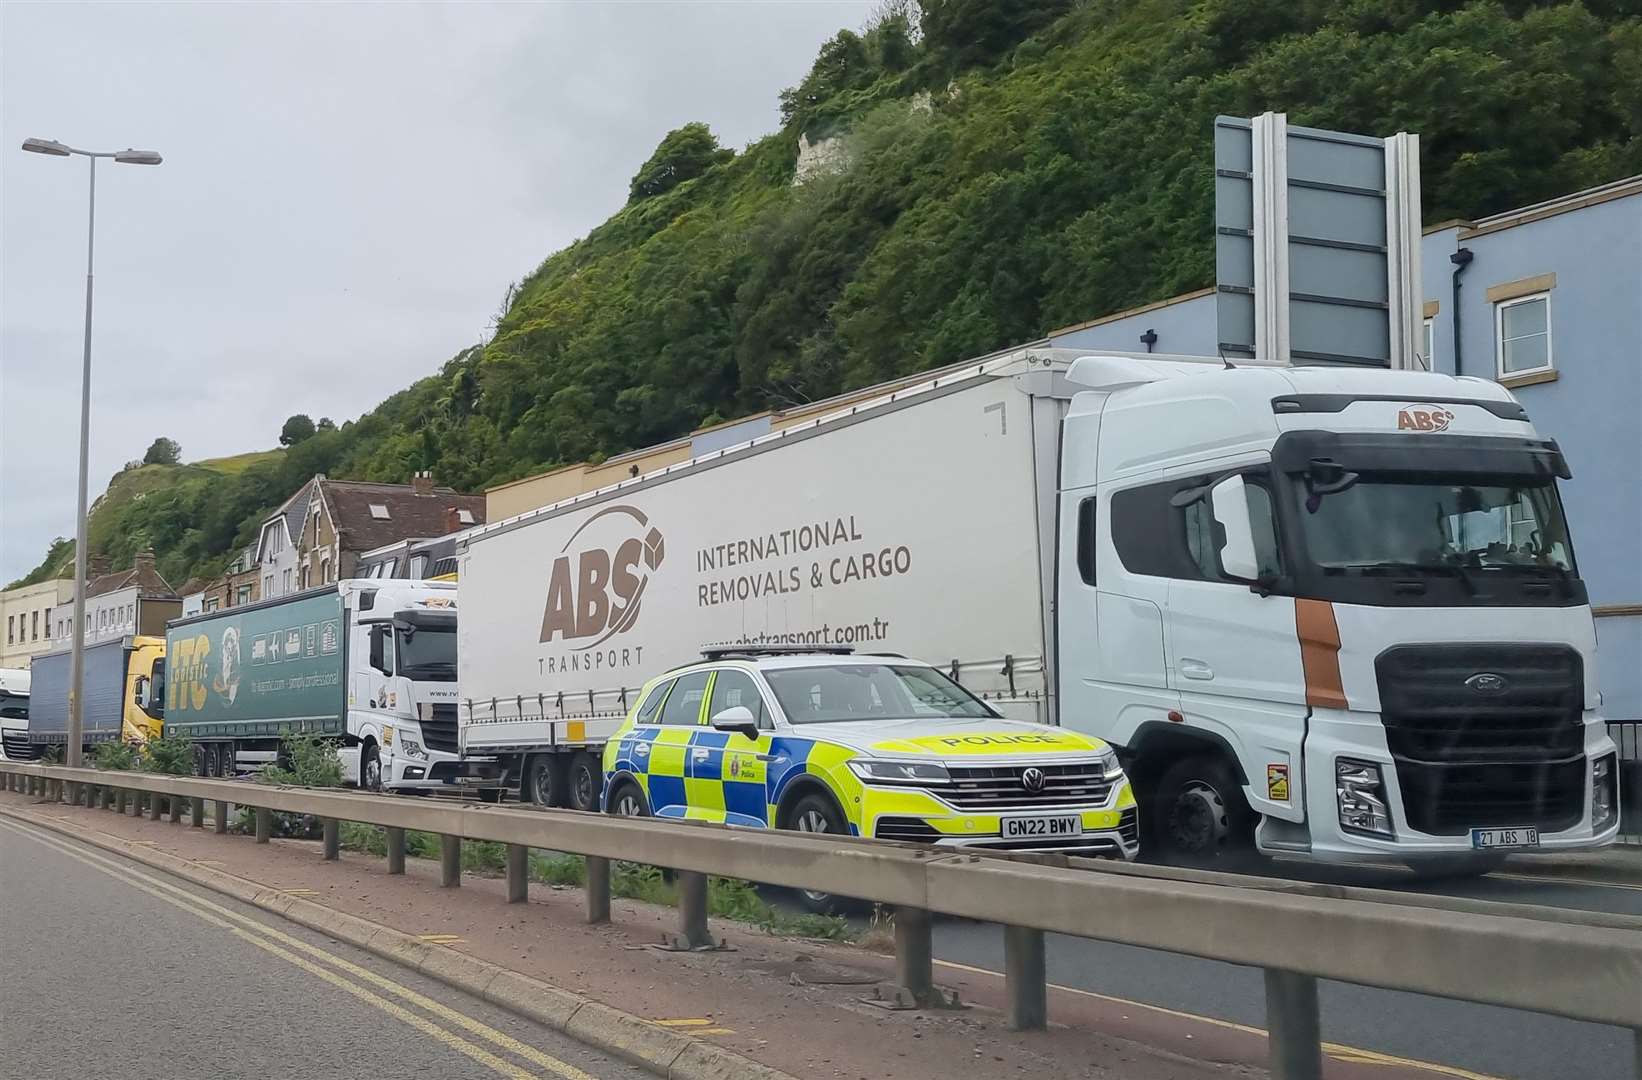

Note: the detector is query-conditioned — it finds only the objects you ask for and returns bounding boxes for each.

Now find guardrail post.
[1632,1027,1640,1080]
[1264,969,1323,1080]
[214,800,229,834]
[255,806,271,843]
[895,905,935,1005]
[505,843,527,903]
[322,818,340,861]
[149,792,163,821]
[100,786,113,810]
[385,827,406,874]
[440,834,461,887]
[191,797,204,828]
[586,856,611,924]
[168,794,182,824]
[1004,924,1048,1030]
[116,789,128,814]
[676,871,714,949]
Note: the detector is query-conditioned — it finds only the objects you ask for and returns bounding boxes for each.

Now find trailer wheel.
[567,752,601,813]
[1150,755,1253,865]
[525,754,568,807]
[361,741,382,793]
[202,742,219,777]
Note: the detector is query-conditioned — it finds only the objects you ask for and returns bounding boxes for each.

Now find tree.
[280,414,317,446]
[142,438,181,466]
[628,123,734,202]
[316,417,337,433]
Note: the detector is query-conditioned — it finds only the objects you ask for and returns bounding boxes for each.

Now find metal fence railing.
[1612,721,1642,846]
[3,761,1640,1080]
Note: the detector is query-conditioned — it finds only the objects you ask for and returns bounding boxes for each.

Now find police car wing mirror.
[710,706,759,740]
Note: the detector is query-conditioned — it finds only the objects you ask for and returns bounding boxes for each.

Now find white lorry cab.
[456,346,1618,868]
[0,668,30,761]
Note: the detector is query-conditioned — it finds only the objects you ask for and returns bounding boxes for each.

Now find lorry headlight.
[1336,758,1394,839]
[1592,755,1618,831]
[400,737,428,762]
[847,759,950,785]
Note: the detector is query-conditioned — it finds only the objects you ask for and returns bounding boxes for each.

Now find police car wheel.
[608,781,648,817]
[787,793,849,914]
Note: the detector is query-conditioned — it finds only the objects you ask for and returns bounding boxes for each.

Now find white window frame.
[1494,292,1553,379]
[1422,317,1435,369]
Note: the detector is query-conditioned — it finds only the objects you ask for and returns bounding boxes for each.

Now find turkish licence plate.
[1002,814,1082,840]
[1470,826,1539,850]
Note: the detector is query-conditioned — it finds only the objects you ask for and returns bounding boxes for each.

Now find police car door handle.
[755,753,775,762]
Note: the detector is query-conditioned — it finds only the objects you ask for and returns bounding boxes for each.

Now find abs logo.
[540,505,665,649]
[1396,404,1455,432]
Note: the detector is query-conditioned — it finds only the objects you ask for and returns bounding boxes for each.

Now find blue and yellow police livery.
[601,649,1139,892]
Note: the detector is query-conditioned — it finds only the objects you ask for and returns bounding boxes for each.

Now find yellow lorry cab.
[602,647,1138,907]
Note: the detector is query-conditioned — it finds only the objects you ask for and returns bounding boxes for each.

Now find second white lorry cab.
[456,346,1618,869]
[601,646,1138,869]
[0,668,30,761]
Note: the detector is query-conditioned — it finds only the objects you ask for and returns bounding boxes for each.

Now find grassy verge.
[335,824,855,941]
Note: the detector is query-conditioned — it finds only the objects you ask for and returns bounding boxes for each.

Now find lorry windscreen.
[0,692,25,720]
[1296,475,1575,575]
[763,664,997,724]
[396,626,456,681]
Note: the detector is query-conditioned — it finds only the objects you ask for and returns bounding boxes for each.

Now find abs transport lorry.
[25,637,167,756]
[163,580,464,791]
[456,346,1619,867]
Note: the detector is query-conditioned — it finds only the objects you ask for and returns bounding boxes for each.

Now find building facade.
[0,579,73,669]
[1046,175,1642,721]
[255,480,315,602]
[49,552,181,646]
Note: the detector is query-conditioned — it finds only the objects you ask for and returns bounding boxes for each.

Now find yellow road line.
[652,1018,715,1027]
[930,957,1506,1080]
[0,818,601,1080]
[418,933,467,944]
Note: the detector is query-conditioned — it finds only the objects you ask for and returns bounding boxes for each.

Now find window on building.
[1422,318,1435,368]
[237,585,253,605]
[369,504,390,520]
[457,509,475,525]
[32,611,39,640]
[98,610,106,630]
[1496,293,1552,377]
[320,558,331,584]
[204,597,219,613]
[283,569,292,592]
[44,608,52,638]
[409,555,428,578]
[6,616,12,644]
[299,565,310,590]
[264,574,274,597]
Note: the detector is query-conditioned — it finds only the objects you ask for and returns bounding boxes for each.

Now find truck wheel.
[361,742,382,793]
[783,792,855,915]
[202,742,219,777]
[567,752,601,813]
[525,754,568,807]
[1151,755,1252,865]
[218,743,237,778]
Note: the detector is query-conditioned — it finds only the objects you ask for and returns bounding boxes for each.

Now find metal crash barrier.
[3,761,1639,1080]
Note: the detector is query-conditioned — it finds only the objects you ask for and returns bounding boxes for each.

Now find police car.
[602,647,1139,908]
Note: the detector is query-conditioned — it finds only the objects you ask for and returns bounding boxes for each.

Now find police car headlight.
[1098,748,1124,781]
[847,759,950,785]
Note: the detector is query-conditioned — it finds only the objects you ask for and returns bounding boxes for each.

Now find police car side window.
[707,670,767,728]
[658,671,710,725]
[635,680,672,724]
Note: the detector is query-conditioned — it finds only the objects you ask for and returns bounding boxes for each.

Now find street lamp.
[20,137,162,768]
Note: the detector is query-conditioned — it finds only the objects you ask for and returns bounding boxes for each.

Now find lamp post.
[20,137,162,767]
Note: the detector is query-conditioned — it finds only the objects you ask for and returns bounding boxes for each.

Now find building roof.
[87,561,176,600]
[316,479,485,553]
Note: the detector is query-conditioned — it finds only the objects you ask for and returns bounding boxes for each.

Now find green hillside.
[11,0,1640,592]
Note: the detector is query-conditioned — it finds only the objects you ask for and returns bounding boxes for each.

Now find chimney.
[412,470,434,497]
[88,553,111,577]
[444,506,463,535]
[134,550,156,572]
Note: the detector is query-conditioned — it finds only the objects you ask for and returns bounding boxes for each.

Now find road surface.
[0,817,648,1080]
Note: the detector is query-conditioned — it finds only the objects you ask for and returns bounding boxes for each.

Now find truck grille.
[2,731,38,761]
[421,703,459,755]
[942,762,1113,811]
[1376,644,1586,835]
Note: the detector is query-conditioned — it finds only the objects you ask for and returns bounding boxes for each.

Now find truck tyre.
[218,743,236,778]
[202,742,220,778]
[782,792,856,915]
[567,752,601,813]
[1151,755,1253,865]
[525,754,568,808]
[361,741,382,793]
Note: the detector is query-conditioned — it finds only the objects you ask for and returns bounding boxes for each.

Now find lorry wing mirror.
[133,675,148,708]
[709,706,759,741]
[368,626,387,673]
[1209,474,1260,582]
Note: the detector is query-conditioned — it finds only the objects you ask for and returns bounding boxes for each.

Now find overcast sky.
[0,0,875,584]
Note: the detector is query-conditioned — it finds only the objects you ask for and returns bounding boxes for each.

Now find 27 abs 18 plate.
[1470,826,1539,850]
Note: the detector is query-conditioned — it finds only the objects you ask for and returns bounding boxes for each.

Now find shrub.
[92,741,139,771]
[142,732,196,775]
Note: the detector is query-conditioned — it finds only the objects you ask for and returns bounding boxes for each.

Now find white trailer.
[459,347,1619,867]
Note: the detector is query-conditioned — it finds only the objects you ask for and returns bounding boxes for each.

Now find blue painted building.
[1048,175,1642,722]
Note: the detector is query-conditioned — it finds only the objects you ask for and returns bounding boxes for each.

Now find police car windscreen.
[763,664,993,724]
